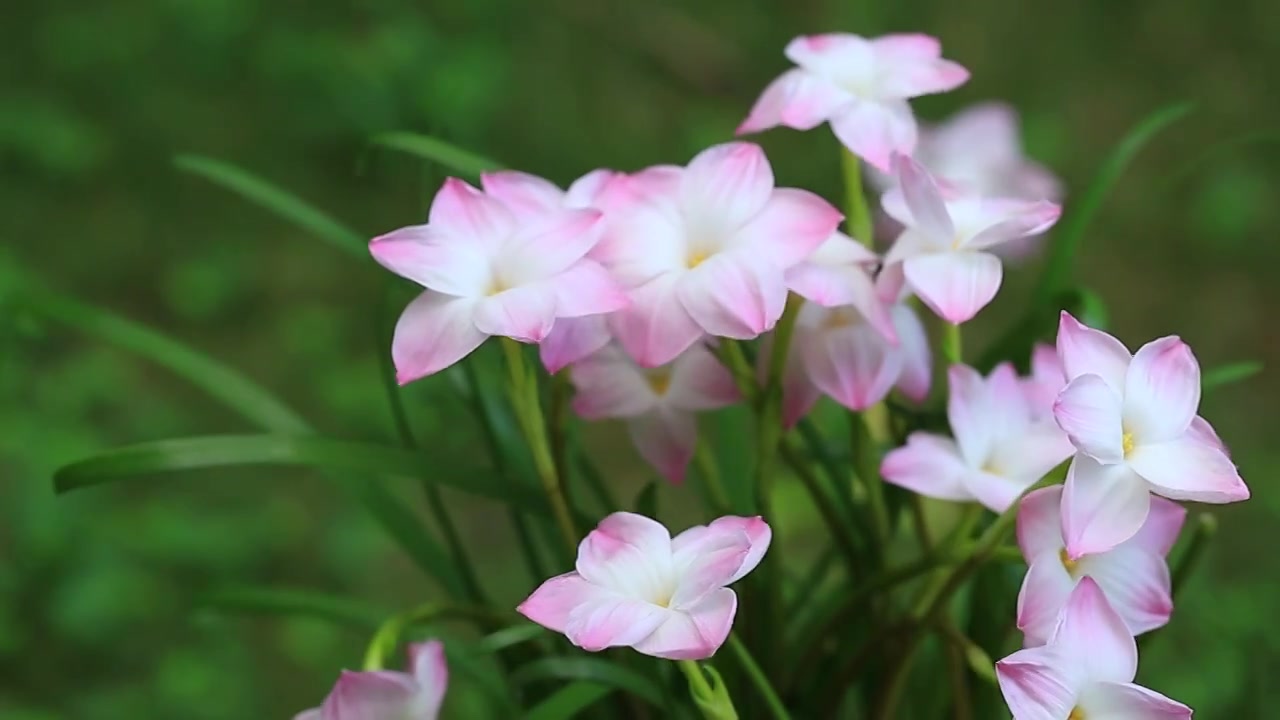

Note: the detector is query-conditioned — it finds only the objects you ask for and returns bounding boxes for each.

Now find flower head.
[1016,485,1184,646]
[881,154,1061,324]
[1053,312,1248,557]
[737,33,969,170]
[518,512,771,659]
[882,363,1073,512]
[570,342,739,482]
[294,640,448,720]
[997,578,1191,719]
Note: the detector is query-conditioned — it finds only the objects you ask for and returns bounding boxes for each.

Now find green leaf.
[1036,103,1193,304]
[477,624,547,654]
[1202,361,1263,390]
[633,481,658,518]
[977,287,1109,373]
[523,681,613,720]
[371,132,503,181]
[200,586,386,631]
[174,154,365,258]
[512,657,664,707]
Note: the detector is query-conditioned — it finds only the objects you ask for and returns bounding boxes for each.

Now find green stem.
[695,442,733,514]
[780,439,862,577]
[728,633,792,720]
[851,413,890,564]
[715,340,758,400]
[942,322,963,365]
[840,148,874,245]
[679,661,739,720]
[499,338,578,554]
[362,603,509,671]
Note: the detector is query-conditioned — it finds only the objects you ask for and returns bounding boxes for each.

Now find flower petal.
[995,645,1081,720]
[391,291,486,384]
[679,142,773,230]
[541,315,613,374]
[964,199,1061,250]
[564,595,669,652]
[1017,486,1067,560]
[1128,496,1186,557]
[1024,343,1066,420]
[903,251,1003,324]
[369,225,492,297]
[518,572,612,633]
[991,422,1074,491]
[552,260,629,318]
[965,469,1038,514]
[628,408,697,484]
[829,99,918,172]
[480,170,565,217]
[947,364,995,466]
[292,709,320,720]
[1053,374,1125,464]
[428,177,516,249]
[667,343,741,411]
[473,284,558,342]
[1122,336,1200,445]
[610,273,705,367]
[630,588,737,660]
[565,168,620,208]
[881,432,973,501]
[1051,577,1138,684]
[1056,312,1131,390]
[322,670,420,720]
[804,320,902,411]
[893,153,955,241]
[736,68,851,134]
[678,254,787,339]
[784,33,873,79]
[870,34,970,96]
[892,304,933,401]
[1080,545,1172,636]
[502,208,603,282]
[1061,454,1151,559]
[733,188,844,268]
[575,512,674,597]
[1016,551,1076,647]
[672,516,772,585]
[407,640,448,719]
[669,531,750,609]
[593,196,686,287]
[569,345,657,419]
[1128,433,1249,503]
[1077,681,1192,719]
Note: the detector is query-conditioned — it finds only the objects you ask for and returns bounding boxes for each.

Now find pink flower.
[1021,343,1066,422]
[570,343,739,483]
[881,154,1061,324]
[997,578,1191,719]
[882,364,1073,512]
[599,142,843,367]
[518,512,771,660]
[370,176,628,383]
[1016,485,1183,646]
[1053,312,1248,557]
[294,640,448,720]
[737,33,969,171]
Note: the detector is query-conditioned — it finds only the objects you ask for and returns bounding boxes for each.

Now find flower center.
[822,306,865,331]
[1121,431,1136,457]
[686,249,711,269]
[1068,707,1086,720]
[1059,547,1080,576]
[646,367,673,396]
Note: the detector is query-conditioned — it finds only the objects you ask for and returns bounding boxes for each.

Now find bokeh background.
[3,1,1277,717]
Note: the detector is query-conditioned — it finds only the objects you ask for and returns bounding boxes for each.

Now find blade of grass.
[512,657,664,708]
[1202,361,1263,390]
[523,682,614,720]
[200,586,387,630]
[370,132,503,182]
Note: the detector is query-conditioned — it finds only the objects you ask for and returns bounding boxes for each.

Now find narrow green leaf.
[523,681,613,720]
[633,481,659,518]
[512,657,664,707]
[1202,361,1263,390]
[1036,103,1193,304]
[174,154,366,258]
[977,287,1109,373]
[477,624,547,654]
[200,586,387,630]
[371,132,503,181]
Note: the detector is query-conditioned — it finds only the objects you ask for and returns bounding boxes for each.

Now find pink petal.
[518,571,611,633]
[610,273,706,367]
[391,291,486,384]
[565,168,620,208]
[995,645,1081,720]
[1051,577,1138,684]
[541,315,612,374]
[734,188,844,268]
[1128,496,1186,557]
[736,68,851,134]
[628,408,697,483]
[1122,336,1200,445]
[592,196,685,287]
[630,588,737,660]
[369,225,492,297]
[428,177,515,250]
[569,345,656,419]
[1187,415,1227,454]
[1016,552,1076,647]
[322,670,420,719]
[965,200,1061,250]
[830,99,918,172]
[1053,374,1125,464]
[871,34,970,97]
[1077,681,1192,719]
[564,595,668,652]
[575,512,674,594]
[552,260,629,318]
[679,142,774,230]
[963,469,1035,513]
[781,338,821,428]
[1061,454,1151,559]
[804,230,880,265]
[677,254,787,339]
[473,284,558,342]
[892,304,932,401]
[1128,433,1249,503]
[672,516,772,585]
[893,152,956,242]
[667,343,741,411]
[804,319,902,411]
[784,33,873,79]
[921,102,1022,182]
[407,640,448,719]
[1080,545,1172,636]
[1017,486,1067,560]
[881,432,973,501]
[480,170,566,217]
[669,531,750,608]
[502,208,603,281]
[903,251,1003,324]
[1056,312,1131,390]
[947,364,996,466]
[1024,343,1066,419]
[989,422,1074,492]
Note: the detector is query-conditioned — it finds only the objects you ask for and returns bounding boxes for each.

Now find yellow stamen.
[1068,707,1086,720]
[686,250,710,269]
[646,368,672,396]
[1059,547,1079,575]
[1121,431,1136,457]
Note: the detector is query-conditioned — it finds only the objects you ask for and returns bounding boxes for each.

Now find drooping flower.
[881,154,1061,324]
[736,33,969,171]
[294,640,448,720]
[369,176,628,383]
[882,363,1073,512]
[997,578,1192,719]
[598,142,843,367]
[1053,312,1248,557]
[570,343,739,483]
[1016,485,1184,646]
[518,512,771,660]
[1021,343,1066,421]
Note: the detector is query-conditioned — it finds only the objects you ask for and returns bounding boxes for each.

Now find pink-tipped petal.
[672,516,772,586]
[1053,374,1125,463]
[610,273,706,367]
[428,177,516,249]
[677,254,787,339]
[564,168,620,209]
[1061,454,1151,559]
[518,572,607,634]
[947,364,996,466]
[592,197,686,287]
[569,346,656,419]
[392,291,486,384]
[369,226,492,297]
[1016,552,1076,647]
[576,512,674,594]
[1187,415,1227,453]
[630,588,737,660]
[989,422,1074,493]
[1017,486,1068,560]
[1077,682,1192,719]
[480,170,565,217]
[737,69,851,135]
[473,284,558,343]
[322,670,420,719]
[667,343,741,411]
[904,251,1003,325]
[564,595,668,652]
[894,153,955,240]
[669,532,751,608]
[679,142,774,229]
[784,33,873,79]
[995,645,1081,720]
[805,321,902,411]
[504,208,603,280]
[892,305,933,402]
[1081,545,1172,636]
[552,260,629,318]
[628,408,697,484]
[830,100,918,172]
[734,188,844,268]
[1024,343,1066,419]
[1129,496,1186,557]
[541,315,612,374]
[1128,434,1249,503]
[1052,577,1138,683]
[871,34,970,97]
[881,433,973,501]
[965,200,1061,250]
[407,640,448,719]
[1122,336,1200,444]
[1056,312,1131,390]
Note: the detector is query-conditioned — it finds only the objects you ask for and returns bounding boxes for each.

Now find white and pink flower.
[295,640,448,720]
[518,512,771,660]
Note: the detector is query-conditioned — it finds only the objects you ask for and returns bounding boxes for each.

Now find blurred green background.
[2,0,1277,717]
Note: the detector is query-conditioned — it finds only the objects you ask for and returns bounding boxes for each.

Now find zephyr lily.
[997,578,1192,719]
[1016,485,1183,646]
[570,343,739,483]
[882,364,1074,512]
[737,33,969,171]
[370,177,629,383]
[1022,343,1066,421]
[598,142,843,367]
[295,640,448,720]
[1053,312,1248,557]
[518,512,771,660]
[881,154,1061,324]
